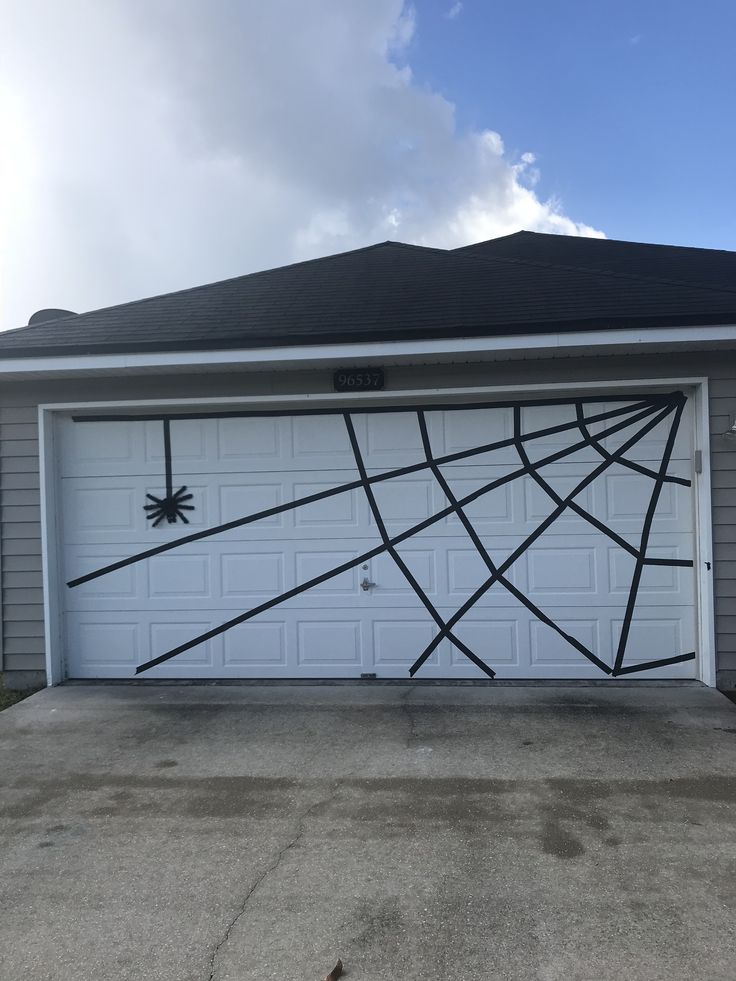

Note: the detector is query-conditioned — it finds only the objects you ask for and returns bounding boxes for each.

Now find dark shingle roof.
[456,231,736,292]
[1,235,735,358]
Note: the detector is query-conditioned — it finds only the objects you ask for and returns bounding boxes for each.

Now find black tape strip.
[135,406,666,673]
[614,651,696,675]
[69,399,662,588]
[612,396,686,675]
[72,391,678,424]
[417,412,607,675]
[163,418,173,499]
[575,402,690,488]
[344,415,495,679]
[643,557,693,568]
[513,405,640,559]
[409,402,676,676]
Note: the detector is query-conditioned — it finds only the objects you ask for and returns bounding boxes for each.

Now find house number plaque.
[333,367,385,391]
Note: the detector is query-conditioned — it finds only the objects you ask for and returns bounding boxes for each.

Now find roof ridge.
[454,230,531,248]
[449,241,736,299]
[459,230,736,257]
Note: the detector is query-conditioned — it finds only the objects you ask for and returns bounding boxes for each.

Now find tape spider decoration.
[143,418,194,526]
[69,392,695,678]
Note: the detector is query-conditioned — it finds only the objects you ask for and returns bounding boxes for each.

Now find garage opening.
[57,391,696,680]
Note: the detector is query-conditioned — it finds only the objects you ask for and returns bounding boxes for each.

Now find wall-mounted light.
[723,418,736,439]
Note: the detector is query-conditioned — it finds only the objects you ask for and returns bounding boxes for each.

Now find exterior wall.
[1,349,734,687]
[710,374,736,687]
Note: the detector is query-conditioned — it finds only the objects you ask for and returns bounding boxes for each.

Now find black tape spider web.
[68,393,695,677]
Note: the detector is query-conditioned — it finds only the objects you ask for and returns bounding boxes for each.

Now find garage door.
[58,391,697,679]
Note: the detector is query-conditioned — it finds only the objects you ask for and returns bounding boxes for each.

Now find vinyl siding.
[0,402,42,678]
[710,375,736,676]
[0,348,734,684]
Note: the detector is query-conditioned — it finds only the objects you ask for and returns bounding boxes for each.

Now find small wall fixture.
[723,419,736,439]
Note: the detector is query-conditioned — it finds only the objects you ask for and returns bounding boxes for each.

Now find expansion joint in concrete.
[400,686,419,747]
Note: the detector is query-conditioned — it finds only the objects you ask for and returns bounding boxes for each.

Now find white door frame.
[38,375,716,686]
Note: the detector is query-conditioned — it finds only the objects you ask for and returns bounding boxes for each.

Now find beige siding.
[1,349,734,684]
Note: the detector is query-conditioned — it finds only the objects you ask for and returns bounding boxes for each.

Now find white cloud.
[0,0,603,329]
[446,2,463,19]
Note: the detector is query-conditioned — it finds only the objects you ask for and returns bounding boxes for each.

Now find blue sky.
[410,0,736,248]
[0,0,734,329]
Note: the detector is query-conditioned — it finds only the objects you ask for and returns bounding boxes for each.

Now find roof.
[0,233,735,359]
[457,231,736,292]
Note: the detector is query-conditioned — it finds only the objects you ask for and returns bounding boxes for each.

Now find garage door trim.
[38,376,716,685]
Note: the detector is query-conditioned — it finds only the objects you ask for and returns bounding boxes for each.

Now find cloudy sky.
[0,0,733,330]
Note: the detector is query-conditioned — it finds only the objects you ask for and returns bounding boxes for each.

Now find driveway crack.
[205,784,338,981]
[401,686,419,747]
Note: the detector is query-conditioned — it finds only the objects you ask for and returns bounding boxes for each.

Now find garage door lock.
[360,576,377,591]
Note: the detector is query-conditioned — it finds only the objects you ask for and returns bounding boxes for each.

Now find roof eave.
[0,311,735,361]
[0,321,734,380]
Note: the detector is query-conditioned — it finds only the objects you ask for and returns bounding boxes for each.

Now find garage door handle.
[361,577,377,591]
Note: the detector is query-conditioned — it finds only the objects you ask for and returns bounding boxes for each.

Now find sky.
[0,0,734,330]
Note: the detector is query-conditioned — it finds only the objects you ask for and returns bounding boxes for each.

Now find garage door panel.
[374,548,436,595]
[367,477,435,532]
[145,418,208,465]
[294,549,362,595]
[439,468,515,525]
[520,532,694,606]
[610,608,695,663]
[68,533,690,613]
[523,472,597,525]
[519,402,601,464]
[373,619,441,669]
[352,411,444,471]
[61,476,211,543]
[66,540,367,611]
[148,554,212,599]
[293,481,362,528]
[216,415,282,462]
[67,618,141,675]
[526,546,598,596]
[64,415,368,477]
[222,621,289,668]
[221,551,285,597]
[60,394,697,679]
[61,471,374,546]
[436,406,516,467]
[291,413,354,460]
[59,418,147,478]
[608,545,694,602]
[219,481,284,526]
[297,620,364,668]
[604,472,681,523]
[149,621,214,667]
[66,486,138,534]
[450,618,520,666]
[446,546,502,597]
[530,618,601,667]
[65,551,139,602]
[599,405,692,462]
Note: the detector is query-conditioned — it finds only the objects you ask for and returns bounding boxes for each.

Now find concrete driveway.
[1,684,735,981]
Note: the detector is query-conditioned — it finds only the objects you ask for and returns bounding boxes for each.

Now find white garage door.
[58,392,697,679]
